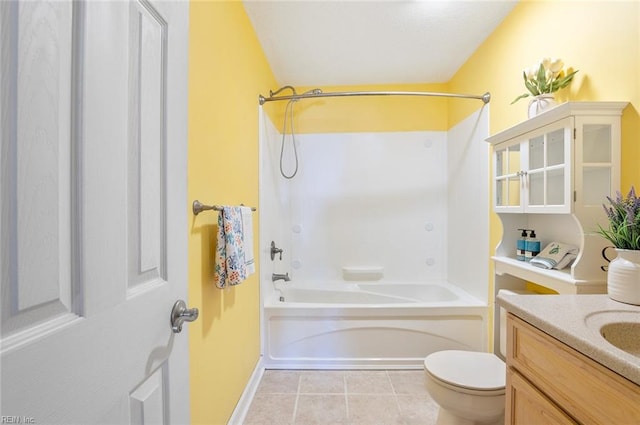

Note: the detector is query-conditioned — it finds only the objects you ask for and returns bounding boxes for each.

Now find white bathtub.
[263,281,488,369]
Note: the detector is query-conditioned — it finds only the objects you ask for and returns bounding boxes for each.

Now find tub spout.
[272,273,290,282]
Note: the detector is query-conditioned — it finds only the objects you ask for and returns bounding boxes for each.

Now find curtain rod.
[258,90,491,105]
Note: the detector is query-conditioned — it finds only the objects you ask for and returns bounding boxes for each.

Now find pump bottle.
[516,229,528,261]
[525,230,541,262]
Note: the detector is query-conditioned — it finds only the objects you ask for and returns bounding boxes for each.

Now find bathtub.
[262,281,488,369]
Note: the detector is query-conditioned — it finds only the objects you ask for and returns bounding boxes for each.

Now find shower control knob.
[270,241,283,261]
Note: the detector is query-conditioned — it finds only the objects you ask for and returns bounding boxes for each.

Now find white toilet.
[423,289,527,425]
[424,350,506,425]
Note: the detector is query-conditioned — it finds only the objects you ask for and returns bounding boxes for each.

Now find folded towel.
[530,242,578,270]
[241,206,255,275]
[214,206,247,288]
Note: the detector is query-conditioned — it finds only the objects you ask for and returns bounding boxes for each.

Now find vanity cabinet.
[487,102,628,297]
[506,313,640,425]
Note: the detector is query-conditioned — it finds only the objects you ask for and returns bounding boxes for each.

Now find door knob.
[170,300,199,333]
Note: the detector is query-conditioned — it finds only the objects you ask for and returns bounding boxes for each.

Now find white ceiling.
[242,0,518,87]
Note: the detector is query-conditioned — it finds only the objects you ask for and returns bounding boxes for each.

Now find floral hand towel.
[214,206,247,288]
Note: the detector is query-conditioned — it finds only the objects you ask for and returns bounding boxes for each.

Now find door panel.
[1,0,79,343]
[1,1,190,423]
[127,0,167,294]
[130,366,169,425]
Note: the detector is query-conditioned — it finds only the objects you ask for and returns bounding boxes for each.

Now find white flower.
[545,69,554,80]
[548,58,564,73]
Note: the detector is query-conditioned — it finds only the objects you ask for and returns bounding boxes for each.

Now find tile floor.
[243,369,439,425]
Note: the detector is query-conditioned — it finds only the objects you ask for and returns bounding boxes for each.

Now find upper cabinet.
[487,102,628,294]
[488,102,625,216]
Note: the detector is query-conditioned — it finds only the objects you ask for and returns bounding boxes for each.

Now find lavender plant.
[597,186,640,250]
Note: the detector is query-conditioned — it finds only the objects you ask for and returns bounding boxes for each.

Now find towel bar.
[192,200,256,216]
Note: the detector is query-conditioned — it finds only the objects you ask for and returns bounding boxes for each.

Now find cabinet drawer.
[506,367,577,425]
[507,314,640,425]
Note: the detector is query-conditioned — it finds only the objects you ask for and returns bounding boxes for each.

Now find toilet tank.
[498,289,536,357]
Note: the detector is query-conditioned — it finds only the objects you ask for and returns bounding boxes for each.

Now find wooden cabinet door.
[506,368,578,425]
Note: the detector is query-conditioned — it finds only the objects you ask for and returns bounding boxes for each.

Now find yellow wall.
[449,1,640,159]
[448,0,640,330]
[280,83,451,133]
[188,2,278,424]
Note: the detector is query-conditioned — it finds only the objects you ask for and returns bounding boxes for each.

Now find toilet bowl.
[423,289,531,425]
[424,350,505,425]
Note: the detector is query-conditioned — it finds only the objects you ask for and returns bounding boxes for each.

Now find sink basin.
[584,310,640,358]
[600,322,640,357]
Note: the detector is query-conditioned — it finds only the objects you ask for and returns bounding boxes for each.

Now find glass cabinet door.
[581,123,612,206]
[525,118,572,213]
[493,118,574,214]
[527,134,545,207]
[494,143,522,211]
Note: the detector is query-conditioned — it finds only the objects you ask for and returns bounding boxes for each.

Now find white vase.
[607,248,640,305]
[528,94,557,118]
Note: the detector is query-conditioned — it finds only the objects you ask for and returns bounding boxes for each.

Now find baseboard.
[227,357,265,425]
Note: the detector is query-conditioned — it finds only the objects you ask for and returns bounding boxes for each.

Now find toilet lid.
[424,350,506,391]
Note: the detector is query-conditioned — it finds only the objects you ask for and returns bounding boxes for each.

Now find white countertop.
[497,293,640,385]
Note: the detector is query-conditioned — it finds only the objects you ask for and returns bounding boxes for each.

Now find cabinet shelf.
[492,256,605,294]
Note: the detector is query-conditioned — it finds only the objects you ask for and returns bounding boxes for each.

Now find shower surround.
[259,107,490,368]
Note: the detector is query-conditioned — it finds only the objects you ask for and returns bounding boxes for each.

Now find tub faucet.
[272,273,290,282]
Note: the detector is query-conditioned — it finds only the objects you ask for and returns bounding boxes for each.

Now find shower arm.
[259,89,491,105]
[269,85,297,97]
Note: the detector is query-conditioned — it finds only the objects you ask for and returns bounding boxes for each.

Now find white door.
[1,1,191,423]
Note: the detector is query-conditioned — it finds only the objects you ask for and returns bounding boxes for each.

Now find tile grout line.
[386,370,396,394]
[291,374,302,424]
[343,375,350,421]
[386,370,404,419]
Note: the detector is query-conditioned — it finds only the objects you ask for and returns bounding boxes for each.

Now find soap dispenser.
[516,229,528,261]
[525,230,541,262]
